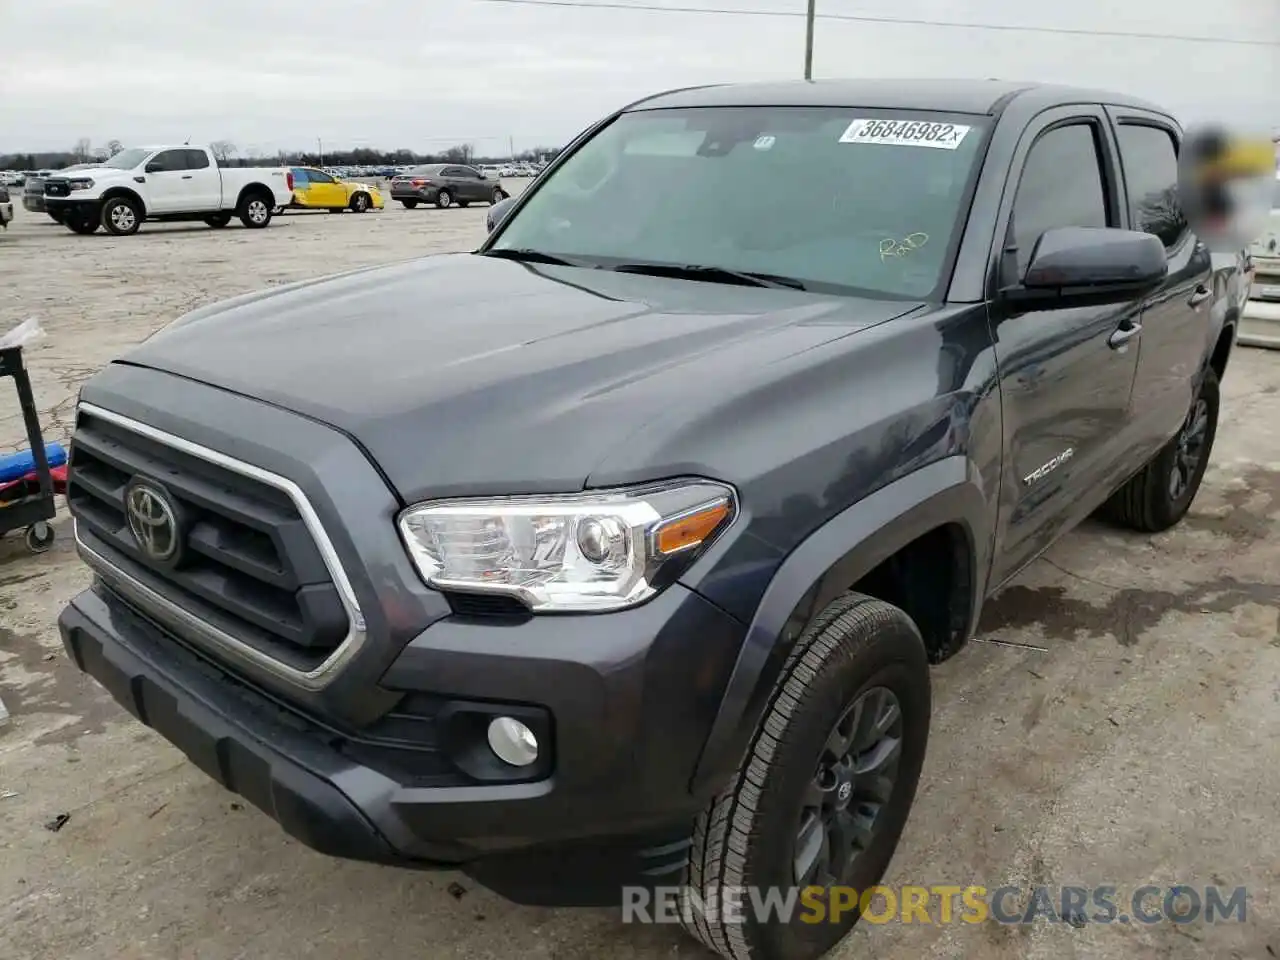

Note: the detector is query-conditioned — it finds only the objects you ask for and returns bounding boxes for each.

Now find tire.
[401,199,418,209]
[436,189,452,209]
[457,200,470,208]
[1101,368,1219,532]
[350,192,370,213]
[204,213,232,228]
[67,214,99,235]
[238,192,273,228]
[680,592,931,960]
[47,208,66,224]
[491,188,507,205]
[25,521,54,553]
[100,196,140,236]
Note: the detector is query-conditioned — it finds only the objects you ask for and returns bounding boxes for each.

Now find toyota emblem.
[125,481,181,563]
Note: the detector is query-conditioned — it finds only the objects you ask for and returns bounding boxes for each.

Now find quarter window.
[184,150,210,170]
[1116,123,1186,248]
[1010,123,1110,276]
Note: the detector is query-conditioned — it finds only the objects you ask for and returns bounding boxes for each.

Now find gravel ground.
[1,192,1278,960]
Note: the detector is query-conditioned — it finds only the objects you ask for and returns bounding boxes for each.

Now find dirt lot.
[1,195,1278,960]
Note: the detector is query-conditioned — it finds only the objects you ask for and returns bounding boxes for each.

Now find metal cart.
[0,345,56,553]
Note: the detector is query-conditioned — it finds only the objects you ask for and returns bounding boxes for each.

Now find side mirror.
[486,196,517,233]
[1005,227,1168,309]
[144,161,162,174]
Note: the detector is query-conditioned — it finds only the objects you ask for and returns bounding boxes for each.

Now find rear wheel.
[680,592,931,960]
[401,199,418,209]
[101,197,141,235]
[491,187,507,205]
[436,189,453,209]
[204,212,232,228]
[1101,368,1219,532]
[350,192,370,213]
[238,192,273,228]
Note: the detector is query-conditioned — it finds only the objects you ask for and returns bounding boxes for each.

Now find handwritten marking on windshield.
[879,233,929,261]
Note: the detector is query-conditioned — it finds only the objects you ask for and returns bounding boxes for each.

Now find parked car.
[389,163,507,209]
[23,169,56,215]
[43,145,294,235]
[288,167,383,213]
[0,185,12,229]
[1239,172,1280,346]
[59,79,1235,960]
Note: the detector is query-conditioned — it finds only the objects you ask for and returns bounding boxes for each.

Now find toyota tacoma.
[59,80,1238,960]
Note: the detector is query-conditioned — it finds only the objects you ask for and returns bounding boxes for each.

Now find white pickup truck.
[42,144,295,236]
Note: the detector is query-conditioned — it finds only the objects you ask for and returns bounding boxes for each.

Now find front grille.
[69,408,350,671]
[44,179,69,198]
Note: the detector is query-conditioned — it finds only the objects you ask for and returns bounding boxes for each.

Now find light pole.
[803,0,816,80]
[317,137,323,167]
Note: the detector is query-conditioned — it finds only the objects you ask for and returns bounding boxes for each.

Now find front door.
[305,169,345,207]
[988,110,1142,586]
[1107,110,1214,465]
[144,149,194,213]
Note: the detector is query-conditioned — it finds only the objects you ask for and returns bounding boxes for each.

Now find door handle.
[1109,321,1142,349]
[181,175,193,180]
[1187,284,1211,309]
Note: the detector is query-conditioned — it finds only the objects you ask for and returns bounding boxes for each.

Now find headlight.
[397,479,736,612]
[68,178,94,191]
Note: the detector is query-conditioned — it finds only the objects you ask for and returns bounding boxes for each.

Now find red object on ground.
[0,464,67,503]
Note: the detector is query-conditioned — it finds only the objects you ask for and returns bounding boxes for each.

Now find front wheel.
[25,521,54,553]
[350,192,370,213]
[67,213,100,235]
[401,199,418,209]
[204,212,232,228]
[47,208,66,224]
[491,188,507,205]
[435,189,452,209]
[238,193,273,228]
[680,592,931,960]
[101,197,141,235]
[1101,368,1220,532]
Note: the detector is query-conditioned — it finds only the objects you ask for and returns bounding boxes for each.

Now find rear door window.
[1115,123,1187,248]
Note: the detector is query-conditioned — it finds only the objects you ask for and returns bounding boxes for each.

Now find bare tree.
[104,139,124,157]
[72,137,92,162]
[440,143,474,164]
[210,140,237,163]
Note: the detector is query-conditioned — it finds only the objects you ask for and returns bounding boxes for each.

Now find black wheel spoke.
[794,811,829,886]
[793,685,904,891]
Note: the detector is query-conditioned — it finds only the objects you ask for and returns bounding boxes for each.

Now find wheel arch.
[235,181,275,209]
[100,187,146,217]
[688,455,988,797]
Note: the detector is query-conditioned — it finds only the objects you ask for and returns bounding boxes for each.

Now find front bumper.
[62,567,745,904]
[44,197,100,219]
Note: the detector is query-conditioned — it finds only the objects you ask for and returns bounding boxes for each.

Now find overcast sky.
[2,0,1276,156]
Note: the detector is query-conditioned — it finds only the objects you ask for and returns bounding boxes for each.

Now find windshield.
[490,106,989,298]
[102,148,151,169]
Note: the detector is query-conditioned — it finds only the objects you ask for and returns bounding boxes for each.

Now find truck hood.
[123,253,922,503]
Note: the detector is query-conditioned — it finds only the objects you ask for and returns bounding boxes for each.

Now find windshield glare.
[491,106,988,298]
[103,148,151,169]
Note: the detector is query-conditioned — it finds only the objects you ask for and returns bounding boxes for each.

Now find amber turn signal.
[653,500,732,555]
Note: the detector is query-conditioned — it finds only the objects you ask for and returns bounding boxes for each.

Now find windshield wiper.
[482,248,581,266]
[608,262,808,290]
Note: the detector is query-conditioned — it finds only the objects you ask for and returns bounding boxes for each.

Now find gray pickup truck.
[59,79,1238,960]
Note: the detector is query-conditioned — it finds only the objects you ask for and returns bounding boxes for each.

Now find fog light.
[487,716,539,767]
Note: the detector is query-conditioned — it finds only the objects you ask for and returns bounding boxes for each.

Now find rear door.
[182,149,221,210]
[988,107,1143,586]
[460,166,489,201]
[1106,109,1215,461]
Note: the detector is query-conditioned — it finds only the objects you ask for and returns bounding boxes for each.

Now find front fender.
[689,454,989,796]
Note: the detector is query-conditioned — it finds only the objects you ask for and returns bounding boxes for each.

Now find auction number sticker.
[840,118,971,149]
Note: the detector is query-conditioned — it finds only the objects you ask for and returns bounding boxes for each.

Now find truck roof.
[626,78,1168,118]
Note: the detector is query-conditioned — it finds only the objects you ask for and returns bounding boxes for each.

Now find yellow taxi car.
[288,167,384,213]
